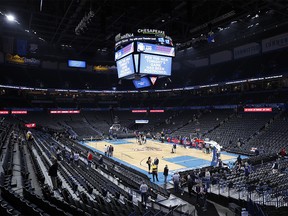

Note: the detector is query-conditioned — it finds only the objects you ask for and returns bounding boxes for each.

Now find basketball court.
[80,139,247,183]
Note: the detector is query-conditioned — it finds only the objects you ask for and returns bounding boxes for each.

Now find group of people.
[50,143,78,165]
[104,145,114,157]
[146,157,170,183]
[140,169,209,211]
[146,157,159,182]
[230,155,252,179]
[139,164,169,207]
[135,133,147,145]
[69,151,80,166]
[166,135,204,148]
[171,170,210,211]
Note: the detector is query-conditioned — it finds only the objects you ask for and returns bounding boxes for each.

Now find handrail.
[164,204,183,216]
[143,210,152,216]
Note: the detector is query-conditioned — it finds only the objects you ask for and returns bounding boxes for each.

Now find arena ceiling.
[1,0,288,60]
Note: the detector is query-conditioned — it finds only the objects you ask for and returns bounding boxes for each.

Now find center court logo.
[133,146,162,151]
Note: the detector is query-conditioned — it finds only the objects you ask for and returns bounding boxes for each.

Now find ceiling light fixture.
[40,0,43,11]
[4,13,20,24]
[6,14,15,22]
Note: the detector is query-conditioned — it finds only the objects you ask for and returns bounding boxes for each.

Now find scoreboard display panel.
[115,42,134,61]
[116,54,135,78]
[139,53,172,76]
[115,30,174,81]
[137,42,175,57]
[133,77,151,89]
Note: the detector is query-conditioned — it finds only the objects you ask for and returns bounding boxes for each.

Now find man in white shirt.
[104,145,108,156]
[172,172,180,193]
[204,169,211,188]
[139,182,149,206]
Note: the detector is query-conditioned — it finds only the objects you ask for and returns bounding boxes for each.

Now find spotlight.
[6,14,15,22]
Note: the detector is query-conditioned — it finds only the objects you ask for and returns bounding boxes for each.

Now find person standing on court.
[154,157,159,167]
[139,181,149,206]
[163,165,169,183]
[146,157,152,173]
[104,145,108,156]
[109,145,114,157]
[151,163,159,182]
[48,158,58,190]
[172,143,177,153]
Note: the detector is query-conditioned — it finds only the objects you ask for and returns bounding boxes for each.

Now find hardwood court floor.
[85,139,237,173]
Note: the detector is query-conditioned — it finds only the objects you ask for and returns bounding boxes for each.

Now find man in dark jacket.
[187,174,194,197]
[48,158,58,190]
[163,165,169,183]
[154,157,159,167]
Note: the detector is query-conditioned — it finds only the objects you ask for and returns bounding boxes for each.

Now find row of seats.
[2,129,15,176]
[171,109,233,137]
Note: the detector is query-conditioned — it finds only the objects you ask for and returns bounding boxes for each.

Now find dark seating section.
[23,188,70,215]
[21,112,65,131]
[83,111,113,134]
[2,130,14,177]
[0,122,10,155]
[159,110,199,134]
[246,111,288,154]
[170,109,233,137]
[1,186,50,216]
[203,112,277,154]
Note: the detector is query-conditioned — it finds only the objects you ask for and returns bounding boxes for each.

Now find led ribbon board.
[50,110,80,114]
[244,108,272,112]
[68,60,86,68]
